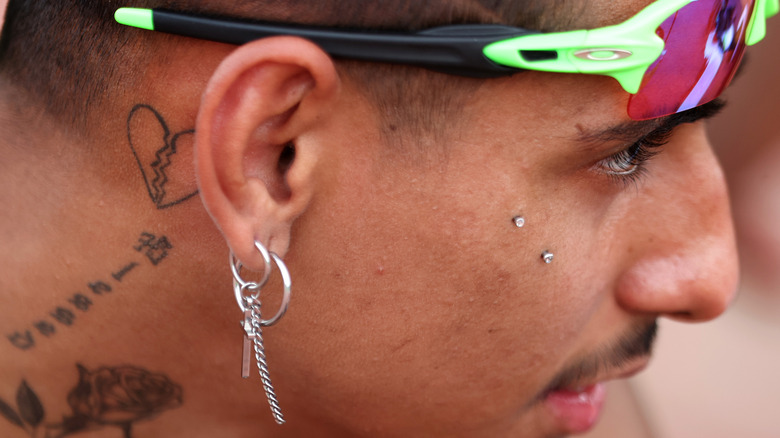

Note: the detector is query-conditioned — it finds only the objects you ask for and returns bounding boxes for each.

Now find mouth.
[534,320,658,434]
[541,357,649,434]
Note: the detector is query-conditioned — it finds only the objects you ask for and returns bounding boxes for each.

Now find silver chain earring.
[230,241,291,425]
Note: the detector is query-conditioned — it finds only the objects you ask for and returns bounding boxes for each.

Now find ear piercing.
[231,241,290,425]
[541,251,554,264]
[513,216,526,228]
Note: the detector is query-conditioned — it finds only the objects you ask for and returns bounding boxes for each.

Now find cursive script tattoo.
[6,232,173,351]
[127,104,198,209]
[0,364,183,438]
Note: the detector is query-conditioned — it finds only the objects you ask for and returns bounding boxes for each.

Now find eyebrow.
[575,118,665,151]
[575,99,726,149]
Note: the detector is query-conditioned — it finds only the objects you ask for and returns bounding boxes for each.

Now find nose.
[614,126,739,322]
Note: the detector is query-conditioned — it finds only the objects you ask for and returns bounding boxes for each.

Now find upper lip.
[534,320,658,402]
[552,356,650,393]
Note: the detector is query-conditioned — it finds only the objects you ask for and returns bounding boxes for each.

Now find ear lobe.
[195,37,340,270]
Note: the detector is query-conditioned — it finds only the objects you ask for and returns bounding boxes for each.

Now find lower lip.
[544,383,606,434]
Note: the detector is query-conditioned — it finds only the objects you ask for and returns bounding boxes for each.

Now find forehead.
[551,0,656,30]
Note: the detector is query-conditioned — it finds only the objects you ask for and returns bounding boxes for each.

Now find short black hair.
[0,0,137,125]
[0,0,579,137]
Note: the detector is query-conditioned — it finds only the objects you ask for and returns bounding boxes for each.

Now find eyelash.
[597,129,672,186]
[595,99,726,187]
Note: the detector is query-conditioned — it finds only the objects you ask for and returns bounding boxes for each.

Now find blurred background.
[585,13,780,438]
[1,2,777,437]
[630,15,780,438]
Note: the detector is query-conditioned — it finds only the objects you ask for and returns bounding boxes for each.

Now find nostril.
[669,311,693,320]
[615,252,738,322]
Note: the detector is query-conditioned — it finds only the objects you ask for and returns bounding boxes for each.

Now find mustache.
[540,321,658,396]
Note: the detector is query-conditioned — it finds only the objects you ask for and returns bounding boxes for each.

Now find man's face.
[259,2,738,436]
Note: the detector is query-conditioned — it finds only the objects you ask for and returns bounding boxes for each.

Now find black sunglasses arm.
[152,9,533,78]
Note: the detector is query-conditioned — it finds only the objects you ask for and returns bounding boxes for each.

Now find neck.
[0,78,306,438]
[0,81,223,367]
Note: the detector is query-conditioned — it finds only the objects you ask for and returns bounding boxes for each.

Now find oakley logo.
[573,48,633,61]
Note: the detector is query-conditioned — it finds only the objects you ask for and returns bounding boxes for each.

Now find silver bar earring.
[231,241,291,425]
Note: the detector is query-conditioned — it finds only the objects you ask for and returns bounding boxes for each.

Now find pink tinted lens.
[627,0,754,120]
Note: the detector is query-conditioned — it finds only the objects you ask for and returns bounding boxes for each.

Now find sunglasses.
[115,0,778,120]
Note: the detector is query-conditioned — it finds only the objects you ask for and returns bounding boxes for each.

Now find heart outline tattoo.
[126,104,199,209]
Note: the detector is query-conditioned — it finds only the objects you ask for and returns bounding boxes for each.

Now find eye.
[598,141,660,176]
[593,99,726,186]
[594,135,666,184]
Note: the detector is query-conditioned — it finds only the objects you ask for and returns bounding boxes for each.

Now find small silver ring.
[234,278,257,312]
[231,241,272,312]
[259,253,291,327]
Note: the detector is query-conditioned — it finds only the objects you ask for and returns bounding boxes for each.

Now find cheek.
[276,156,604,432]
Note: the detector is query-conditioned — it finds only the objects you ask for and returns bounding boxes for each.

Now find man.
[0,0,767,437]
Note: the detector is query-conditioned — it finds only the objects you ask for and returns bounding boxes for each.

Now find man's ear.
[195,37,339,270]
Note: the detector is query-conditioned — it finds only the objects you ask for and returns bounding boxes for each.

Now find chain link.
[247,297,285,425]
[232,246,289,425]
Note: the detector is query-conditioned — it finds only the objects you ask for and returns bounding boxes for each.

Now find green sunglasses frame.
[484,0,778,93]
[115,0,778,94]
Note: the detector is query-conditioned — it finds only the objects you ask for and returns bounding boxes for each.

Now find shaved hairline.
[0,0,607,140]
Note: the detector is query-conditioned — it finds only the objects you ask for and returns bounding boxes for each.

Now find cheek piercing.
[510,216,553,264]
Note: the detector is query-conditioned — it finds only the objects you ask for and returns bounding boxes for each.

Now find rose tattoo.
[0,364,183,438]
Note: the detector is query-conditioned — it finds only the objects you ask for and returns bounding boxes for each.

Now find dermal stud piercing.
[510,215,554,264]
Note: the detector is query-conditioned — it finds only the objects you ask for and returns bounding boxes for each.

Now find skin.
[0,0,738,437]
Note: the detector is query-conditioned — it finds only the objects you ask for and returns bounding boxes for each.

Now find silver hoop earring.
[230,241,291,425]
